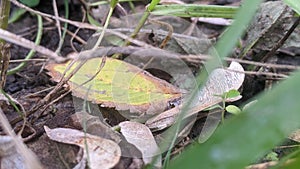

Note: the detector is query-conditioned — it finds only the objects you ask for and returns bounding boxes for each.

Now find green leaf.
[87,14,101,27]
[224,89,240,99]
[280,151,300,169]
[147,0,161,12]
[225,105,241,115]
[152,4,238,18]
[264,151,279,161]
[19,0,40,7]
[284,0,300,15]
[110,0,119,8]
[8,8,26,24]
[242,100,257,111]
[168,70,300,169]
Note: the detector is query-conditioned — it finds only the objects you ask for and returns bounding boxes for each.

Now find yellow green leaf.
[46,58,181,119]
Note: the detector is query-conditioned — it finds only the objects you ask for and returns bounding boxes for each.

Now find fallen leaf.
[119,121,161,167]
[44,126,121,169]
[46,57,181,120]
[195,61,245,108]
[146,61,245,131]
[70,111,122,143]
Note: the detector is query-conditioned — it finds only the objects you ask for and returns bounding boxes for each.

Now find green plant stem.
[112,0,160,59]
[0,0,10,89]
[7,15,43,75]
[92,0,119,50]
[128,0,160,41]
[55,0,69,54]
[128,1,136,13]
[0,89,22,117]
[0,0,10,42]
[151,4,238,18]
[161,0,263,168]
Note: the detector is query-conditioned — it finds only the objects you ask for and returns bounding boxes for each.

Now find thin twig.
[0,107,43,169]
[7,15,43,75]
[8,58,47,63]
[70,6,87,52]
[0,28,65,62]
[52,0,61,38]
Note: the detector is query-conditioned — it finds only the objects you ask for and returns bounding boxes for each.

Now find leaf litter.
[9,0,296,168]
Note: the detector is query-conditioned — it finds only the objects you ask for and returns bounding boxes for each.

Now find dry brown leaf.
[146,61,245,131]
[119,121,161,167]
[70,111,121,143]
[44,126,121,169]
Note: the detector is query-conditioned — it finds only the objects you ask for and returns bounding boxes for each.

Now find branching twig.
[0,28,65,62]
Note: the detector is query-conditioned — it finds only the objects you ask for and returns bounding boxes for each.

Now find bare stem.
[0,0,10,88]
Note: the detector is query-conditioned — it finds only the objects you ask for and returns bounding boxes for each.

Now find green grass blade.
[151,4,238,18]
[8,8,26,24]
[8,14,43,75]
[214,0,263,62]
[168,70,300,169]
[166,0,265,168]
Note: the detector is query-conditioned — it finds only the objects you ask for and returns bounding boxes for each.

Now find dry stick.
[27,55,107,124]
[31,56,108,123]
[72,46,300,71]
[9,1,114,121]
[0,43,10,88]
[27,58,89,117]
[0,28,65,62]
[63,27,87,45]
[141,19,174,70]
[25,86,55,98]
[9,58,47,63]
[183,17,198,36]
[10,0,98,30]
[52,0,62,38]
[226,68,288,78]
[42,17,87,46]
[184,54,300,70]
[11,0,200,50]
[70,7,87,52]
[75,46,294,78]
[12,0,155,49]
[11,0,155,49]
[0,107,43,169]
[54,142,71,169]
[0,0,10,89]
[15,20,52,36]
[148,19,173,49]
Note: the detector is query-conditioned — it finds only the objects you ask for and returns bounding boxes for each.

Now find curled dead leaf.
[119,121,161,168]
